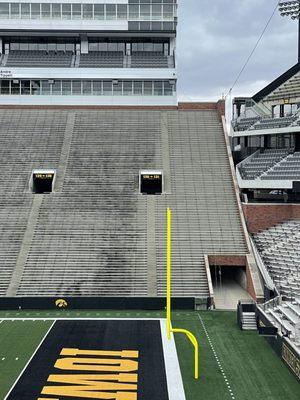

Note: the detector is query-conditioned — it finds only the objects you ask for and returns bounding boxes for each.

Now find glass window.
[72,4,81,19]
[133,81,142,95]
[144,43,154,52]
[10,42,19,51]
[29,43,38,50]
[66,43,75,52]
[140,5,150,20]
[31,80,41,95]
[154,43,164,52]
[89,42,98,52]
[38,42,47,51]
[106,4,116,20]
[52,4,61,19]
[31,4,40,19]
[48,43,56,51]
[154,81,163,96]
[152,5,162,20]
[0,3,9,18]
[108,43,117,52]
[144,81,153,96]
[62,81,71,95]
[113,81,122,95]
[93,81,102,95]
[99,42,107,51]
[72,80,81,95]
[0,80,10,94]
[94,4,104,20]
[163,4,174,20]
[103,81,112,95]
[62,4,71,19]
[21,80,30,95]
[117,43,125,52]
[82,80,92,95]
[129,5,139,19]
[21,3,30,19]
[123,81,133,95]
[83,4,93,19]
[52,80,62,95]
[20,42,29,51]
[164,81,173,96]
[11,80,20,95]
[41,3,50,18]
[11,3,20,18]
[41,80,51,95]
[117,4,127,20]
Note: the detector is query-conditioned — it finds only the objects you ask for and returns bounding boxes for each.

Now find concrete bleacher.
[0,109,248,297]
[4,50,73,67]
[253,220,300,299]
[0,110,67,295]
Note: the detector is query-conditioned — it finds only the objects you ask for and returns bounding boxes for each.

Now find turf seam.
[197,314,236,400]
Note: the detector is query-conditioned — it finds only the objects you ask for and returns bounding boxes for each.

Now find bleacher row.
[260,297,300,348]
[238,148,300,181]
[0,109,247,297]
[253,220,300,299]
[1,50,173,68]
[233,114,297,132]
[265,72,300,102]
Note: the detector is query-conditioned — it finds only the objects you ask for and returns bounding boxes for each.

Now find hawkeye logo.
[37,348,139,400]
[55,299,68,308]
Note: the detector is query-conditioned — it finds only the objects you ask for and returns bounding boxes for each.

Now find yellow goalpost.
[166,207,199,380]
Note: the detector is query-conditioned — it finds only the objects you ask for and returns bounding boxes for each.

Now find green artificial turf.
[0,310,299,400]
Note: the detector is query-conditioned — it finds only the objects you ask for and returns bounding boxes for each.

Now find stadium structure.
[0,1,299,399]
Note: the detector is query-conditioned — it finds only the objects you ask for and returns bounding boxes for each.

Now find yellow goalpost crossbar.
[166,207,199,380]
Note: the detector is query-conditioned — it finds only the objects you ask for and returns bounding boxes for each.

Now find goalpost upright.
[166,207,199,380]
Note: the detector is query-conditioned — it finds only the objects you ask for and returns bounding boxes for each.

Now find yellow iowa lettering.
[54,358,138,372]
[60,349,138,359]
[41,385,137,400]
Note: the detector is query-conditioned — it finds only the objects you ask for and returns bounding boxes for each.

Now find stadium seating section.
[1,50,173,69]
[260,297,300,350]
[233,115,298,132]
[238,149,300,180]
[253,220,300,299]
[4,50,74,68]
[265,72,300,102]
[0,109,247,297]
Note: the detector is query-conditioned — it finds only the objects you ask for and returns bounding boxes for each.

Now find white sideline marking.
[198,314,236,400]
[4,320,55,400]
[160,320,186,400]
[0,317,163,321]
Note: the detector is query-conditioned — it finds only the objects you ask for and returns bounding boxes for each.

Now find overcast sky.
[177,0,298,101]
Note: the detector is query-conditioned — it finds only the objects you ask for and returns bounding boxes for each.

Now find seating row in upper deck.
[0,50,173,68]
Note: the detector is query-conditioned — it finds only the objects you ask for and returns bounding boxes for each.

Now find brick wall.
[243,203,300,233]
[0,102,225,111]
[208,255,246,266]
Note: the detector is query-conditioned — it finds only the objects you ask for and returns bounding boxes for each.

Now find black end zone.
[7,320,169,400]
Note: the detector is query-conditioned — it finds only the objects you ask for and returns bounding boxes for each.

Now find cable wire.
[226,0,281,98]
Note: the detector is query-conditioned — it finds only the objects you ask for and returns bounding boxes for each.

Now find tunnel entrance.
[31,170,55,194]
[140,170,163,195]
[210,265,251,309]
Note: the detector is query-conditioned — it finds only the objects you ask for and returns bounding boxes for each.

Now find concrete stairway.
[242,312,257,330]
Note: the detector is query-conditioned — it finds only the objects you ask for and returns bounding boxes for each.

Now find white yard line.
[198,314,236,400]
[160,320,186,400]
[4,320,56,400]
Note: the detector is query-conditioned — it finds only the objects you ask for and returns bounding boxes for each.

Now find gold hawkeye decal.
[38,348,139,400]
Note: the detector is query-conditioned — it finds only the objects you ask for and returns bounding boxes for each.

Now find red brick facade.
[208,255,246,266]
[243,203,300,233]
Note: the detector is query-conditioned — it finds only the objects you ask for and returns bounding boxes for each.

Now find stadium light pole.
[279,0,300,63]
